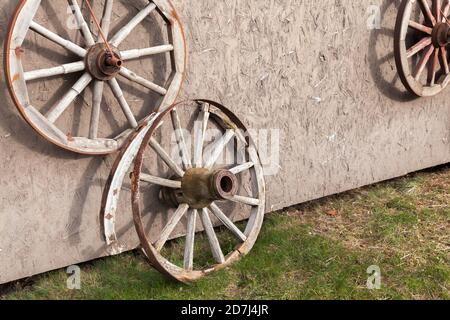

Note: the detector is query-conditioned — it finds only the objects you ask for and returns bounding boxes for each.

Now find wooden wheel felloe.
[395,0,450,96]
[122,100,265,282]
[4,0,185,154]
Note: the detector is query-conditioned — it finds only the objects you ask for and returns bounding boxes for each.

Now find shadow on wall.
[368,0,418,103]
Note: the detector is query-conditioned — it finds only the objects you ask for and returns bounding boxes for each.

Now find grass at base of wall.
[1,165,449,300]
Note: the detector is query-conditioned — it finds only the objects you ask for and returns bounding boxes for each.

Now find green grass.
[1,166,449,300]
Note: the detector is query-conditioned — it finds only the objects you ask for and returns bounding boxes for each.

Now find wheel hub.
[161,168,239,209]
[85,43,123,81]
[432,22,450,48]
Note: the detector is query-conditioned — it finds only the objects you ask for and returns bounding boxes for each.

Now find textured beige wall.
[0,0,449,284]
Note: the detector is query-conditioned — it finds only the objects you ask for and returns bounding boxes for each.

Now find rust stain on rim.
[14,46,24,58]
[12,73,20,82]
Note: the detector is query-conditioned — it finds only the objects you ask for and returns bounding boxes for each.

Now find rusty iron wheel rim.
[4,0,186,155]
[129,100,266,282]
[394,0,450,97]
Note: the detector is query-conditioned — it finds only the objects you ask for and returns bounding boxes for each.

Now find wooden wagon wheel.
[4,0,185,154]
[395,0,450,96]
[126,100,266,282]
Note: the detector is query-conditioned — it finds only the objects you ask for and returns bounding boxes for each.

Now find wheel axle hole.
[220,176,234,193]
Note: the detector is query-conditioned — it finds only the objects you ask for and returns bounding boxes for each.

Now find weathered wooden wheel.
[101,100,265,282]
[395,0,450,96]
[4,0,185,154]
[131,100,266,282]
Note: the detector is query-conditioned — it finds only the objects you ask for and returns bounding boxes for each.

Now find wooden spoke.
[229,195,261,207]
[407,37,432,58]
[171,108,192,170]
[229,162,254,175]
[184,209,197,270]
[108,78,138,128]
[209,203,247,242]
[46,72,92,123]
[235,127,248,147]
[30,21,86,57]
[149,138,185,177]
[427,48,439,85]
[89,81,103,139]
[204,130,235,170]
[440,46,450,74]
[419,0,437,25]
[121,45,174,61]
[193,104,210,168]
[433,0,441,22]
[443,0,450,20]
[119,67,167,95]
[200,208,225,264]
[24,61,85,82]
[100,0,114,40]
[140,173,181,189]
[408,20,432,34]
[154,203,189,251]
[413,45,434,80]
[69,0,95,46]
[110,2,157,47]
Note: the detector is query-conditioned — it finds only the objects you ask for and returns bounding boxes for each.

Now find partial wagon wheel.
[395,0,450,96]
[130,100,266,282]
[4,0,185,154]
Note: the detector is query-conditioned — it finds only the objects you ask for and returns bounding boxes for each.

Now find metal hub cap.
[85,43,123,81]
[162,168,239,210]
[432,22,450,47]
[210,169,239,200]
